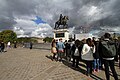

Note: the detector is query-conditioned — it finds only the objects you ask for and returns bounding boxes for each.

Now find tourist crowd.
[51,33,120,80]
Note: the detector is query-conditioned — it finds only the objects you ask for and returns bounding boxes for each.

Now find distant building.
[75,33,97,40]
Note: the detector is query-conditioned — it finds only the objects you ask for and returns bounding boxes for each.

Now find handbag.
[51,47,57,53]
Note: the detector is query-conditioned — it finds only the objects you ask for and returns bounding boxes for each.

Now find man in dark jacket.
[99,33,118,80]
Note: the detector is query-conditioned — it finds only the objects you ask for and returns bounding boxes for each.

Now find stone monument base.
[53,29,69,42]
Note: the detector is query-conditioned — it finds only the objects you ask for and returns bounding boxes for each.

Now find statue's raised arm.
[59,14,63,22]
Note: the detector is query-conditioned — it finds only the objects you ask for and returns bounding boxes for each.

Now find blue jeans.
[93,59,100,70]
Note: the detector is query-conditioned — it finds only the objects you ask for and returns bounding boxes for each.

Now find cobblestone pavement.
[0,47,120,80]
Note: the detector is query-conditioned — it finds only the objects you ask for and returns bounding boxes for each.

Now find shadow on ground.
[45,55,53,61]
[62,59,104,80]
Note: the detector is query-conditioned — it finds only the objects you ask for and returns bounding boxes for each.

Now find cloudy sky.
[0,0,120,37]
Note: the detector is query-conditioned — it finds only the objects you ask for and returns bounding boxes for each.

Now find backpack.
[101,40,116,58]
[65,42,71,49]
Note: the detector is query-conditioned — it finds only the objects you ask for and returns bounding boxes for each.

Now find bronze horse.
[54,14,69,29]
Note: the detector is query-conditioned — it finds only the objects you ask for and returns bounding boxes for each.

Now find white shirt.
[81,44,95,61]
[7,42,10,45]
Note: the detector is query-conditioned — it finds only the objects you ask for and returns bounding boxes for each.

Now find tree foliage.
[43,37,53,43]
[0,30,17,43]
[17,37,38,43]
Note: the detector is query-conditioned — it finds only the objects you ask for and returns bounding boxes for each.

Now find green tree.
[17,37,38,43]
[43,37,53,43]
[0,30,17,43]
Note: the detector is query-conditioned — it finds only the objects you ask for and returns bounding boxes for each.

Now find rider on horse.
[54,14,69,29]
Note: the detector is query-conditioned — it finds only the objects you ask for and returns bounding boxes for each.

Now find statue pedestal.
[53,29,69,42]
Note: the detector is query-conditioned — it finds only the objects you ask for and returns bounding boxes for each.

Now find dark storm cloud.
[0,18,16,30]
[0,0,120,34]
[0,0,37,30]
[68,0,120,33]
[6,0,37,15]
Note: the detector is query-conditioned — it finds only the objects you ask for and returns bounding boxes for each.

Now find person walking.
[1,41,5,52]
[56,38,65,62]
[29,42,33,49]
[7,41,11,48]
[81,38,95,76]
[99,33,118,80]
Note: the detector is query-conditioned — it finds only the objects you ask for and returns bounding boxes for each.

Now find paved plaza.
[0,43,120,80]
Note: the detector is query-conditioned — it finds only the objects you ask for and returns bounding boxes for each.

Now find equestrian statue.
[54,14,69,29]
